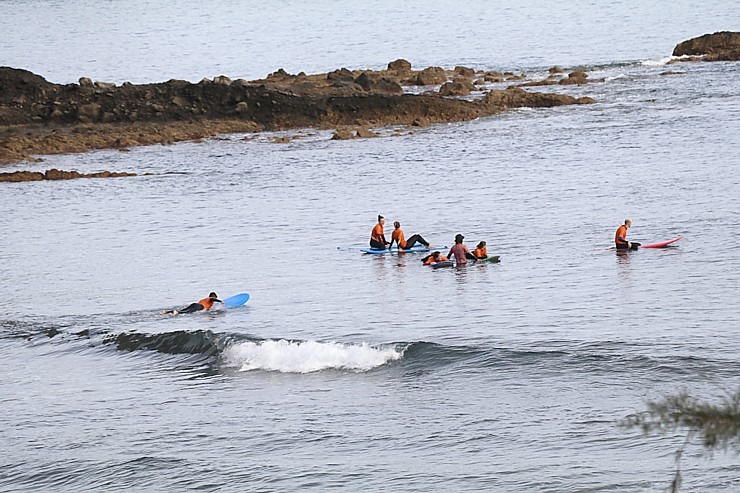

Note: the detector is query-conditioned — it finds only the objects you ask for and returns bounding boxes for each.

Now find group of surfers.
[167,217,641,315]
[371,215,489,266]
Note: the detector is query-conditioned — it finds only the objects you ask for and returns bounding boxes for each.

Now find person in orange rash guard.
[422,251,449,265]
[473,241,488,259]
[615,218,640,250]
[370,215,390,249]
[390,221,430,251]
[163,292,223,315]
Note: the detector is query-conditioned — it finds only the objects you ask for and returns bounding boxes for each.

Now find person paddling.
[370,215,390,250]
[390,221,431,252]
[615,218,641,250]
[422,251,449,265]
[163,292,223,315]
[473,241,488,259]
[447,234,476,265]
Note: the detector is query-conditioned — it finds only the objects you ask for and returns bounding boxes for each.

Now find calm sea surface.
[1,1,739,491]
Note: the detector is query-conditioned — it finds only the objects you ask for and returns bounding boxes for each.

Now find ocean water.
[2,1,740,492]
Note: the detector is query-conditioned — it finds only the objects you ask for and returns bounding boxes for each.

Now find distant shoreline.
[1,31,736,169]
[0,62,595,168]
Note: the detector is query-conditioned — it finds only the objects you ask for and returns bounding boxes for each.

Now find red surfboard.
[640,236,683,249]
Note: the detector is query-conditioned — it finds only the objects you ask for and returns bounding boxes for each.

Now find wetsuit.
[391,228,430,250]
[615,225,640,250]
[370,223,388,249]
[178,296,222,313]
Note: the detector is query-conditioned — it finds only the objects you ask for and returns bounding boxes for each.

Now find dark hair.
[394,221,400,228]
[378,215,384,222]
[476,241,486,249]
[209,292,218,298]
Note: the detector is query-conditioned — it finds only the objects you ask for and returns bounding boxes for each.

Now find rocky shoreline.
[0,168,137,182]
[0,60,595,169]
[1,32,737,175]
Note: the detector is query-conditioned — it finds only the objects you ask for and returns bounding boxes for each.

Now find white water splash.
[223,339,404,373]
[640,56,692,67]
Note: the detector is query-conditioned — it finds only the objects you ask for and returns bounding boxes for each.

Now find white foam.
[223,339,404,373]
[640,56,685,67]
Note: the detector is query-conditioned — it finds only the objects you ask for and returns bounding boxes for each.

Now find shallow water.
[2,1,740,492]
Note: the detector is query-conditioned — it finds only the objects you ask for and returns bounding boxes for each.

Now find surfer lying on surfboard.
[615,218,641,250]
[422,251,449,265]
[162,292,223,315]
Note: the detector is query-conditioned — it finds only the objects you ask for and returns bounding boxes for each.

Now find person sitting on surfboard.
[615,219,641,250]
[390,221,431,251]
[370,215,390,249]
[473,241,488,259]
[422,251,449,265]
[162,292,223,315]
[448,234,476,264]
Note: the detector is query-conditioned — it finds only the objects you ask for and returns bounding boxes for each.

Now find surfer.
[162,292,223,315]
[473,241,488,259]
[422,251,449,265]
[390,221,431,251]
[615,219,641,250]
[447,234,476,265]
[370,215,390,249]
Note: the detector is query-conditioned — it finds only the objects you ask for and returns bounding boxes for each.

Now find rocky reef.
[0,61,597,165]
[673,31,740,61]
[0,168,136,182]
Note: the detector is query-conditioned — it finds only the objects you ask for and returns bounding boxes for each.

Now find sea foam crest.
[640,56,678,67]
[223,339,404,373]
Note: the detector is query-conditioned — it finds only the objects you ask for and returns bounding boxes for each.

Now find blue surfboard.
[223,293,250,308]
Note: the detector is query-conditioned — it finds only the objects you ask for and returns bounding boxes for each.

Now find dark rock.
[672,31,740,60]
[388,59,412,72]
[78,103,102,122]
[559,70,588,85]
[327,68,354,82]
[356,127,379,138]
[332,129,355,140]
[79,77,93,87]
[454,66,475,77]
[213,75,232,86]
[354,72,403,93]
[0,170,45,182]
[415,66,447,85]
[439,81,470,96]
[549,66,565,74]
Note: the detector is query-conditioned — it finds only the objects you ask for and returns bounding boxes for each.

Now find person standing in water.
[447,234,476,264]
[370,215,390,249]
[390,221,431,251]
[615,218,640,250]
[163,292,223,315]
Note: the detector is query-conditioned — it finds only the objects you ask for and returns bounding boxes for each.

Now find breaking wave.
[222,339,404,373]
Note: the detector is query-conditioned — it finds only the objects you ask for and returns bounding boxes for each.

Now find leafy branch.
[621,390,740,492]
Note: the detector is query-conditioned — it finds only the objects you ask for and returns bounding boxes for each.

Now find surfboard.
[430,260,454,269]
[640,236,683,249]
[223,293,250,308]
[478,255,501,263]
[361,245,447,255]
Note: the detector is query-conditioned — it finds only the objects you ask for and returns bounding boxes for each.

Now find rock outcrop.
[673,31,740,61]
[0,168,136,182]
[0,63,596,164]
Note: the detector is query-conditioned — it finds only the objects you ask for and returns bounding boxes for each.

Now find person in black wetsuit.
[162,292,222,315]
